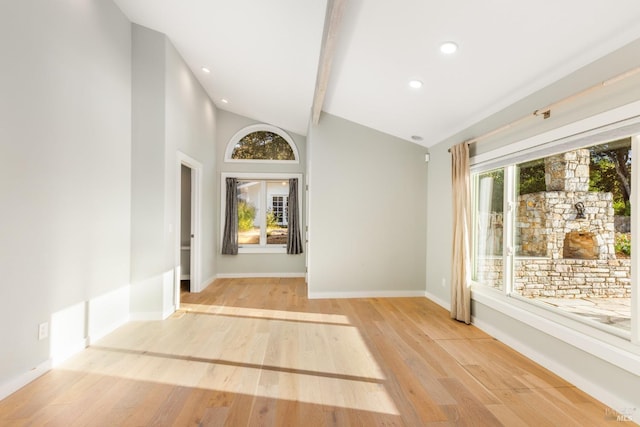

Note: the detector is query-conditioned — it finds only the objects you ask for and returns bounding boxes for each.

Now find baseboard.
[308,290,427,299]
[216,273,306,279]
[180,274,190,280]
[162,305,176,320]
[88,284,130,345]
[472,316,638,420]
[424,291,450,310]
[129,312,166,321]
[196,274,218,292]
[88,317,129,345]
[0,359,52,401]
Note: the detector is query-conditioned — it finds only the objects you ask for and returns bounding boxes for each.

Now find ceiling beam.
[311,0,347,125]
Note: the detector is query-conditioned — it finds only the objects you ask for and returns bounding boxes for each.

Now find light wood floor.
[0,278,625,426]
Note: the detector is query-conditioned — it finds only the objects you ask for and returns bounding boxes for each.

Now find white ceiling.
[113,0,640,146]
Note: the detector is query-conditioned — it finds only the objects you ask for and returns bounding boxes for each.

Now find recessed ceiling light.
[411,135,424,142]
[201,66,211,74]
[220,98,229,104]
[440,42,458,54]
[409,80,423,89]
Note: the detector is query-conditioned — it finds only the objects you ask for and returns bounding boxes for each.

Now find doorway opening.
[175,152,202,311]
[180,164,193,293]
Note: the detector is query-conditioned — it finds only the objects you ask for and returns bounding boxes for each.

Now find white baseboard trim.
[424,291,450,311]
[180,274,190,280]
[162,305,176,320]
[197,274,218,292]
[88,317,129,345]
[308,290,427,300]
[129,312,166,321]
[0,359,52,401]
[52,337,89,367]
[216,273,306,279]
[472,316,638,419]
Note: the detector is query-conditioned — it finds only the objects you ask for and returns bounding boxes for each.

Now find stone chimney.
[544,149,590,192]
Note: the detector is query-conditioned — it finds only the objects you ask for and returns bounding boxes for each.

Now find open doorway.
[176,152,202,310]
[180,164,192,294]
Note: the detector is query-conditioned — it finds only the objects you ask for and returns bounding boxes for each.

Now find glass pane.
[266,181,288,245]
[516,158,547,257]
[231,131,295,160]
[512,138,632,333]
[237,180,261,245]
[473,168,504,290]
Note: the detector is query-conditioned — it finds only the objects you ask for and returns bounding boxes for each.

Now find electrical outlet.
[441,277,446,288]
[38,322,49,340]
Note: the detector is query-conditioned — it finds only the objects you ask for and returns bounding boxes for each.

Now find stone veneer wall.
[477,258,631,298]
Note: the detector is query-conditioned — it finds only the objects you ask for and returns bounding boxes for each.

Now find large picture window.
[472,136,636,339]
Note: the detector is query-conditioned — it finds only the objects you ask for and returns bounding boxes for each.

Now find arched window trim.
[224,124,300,164]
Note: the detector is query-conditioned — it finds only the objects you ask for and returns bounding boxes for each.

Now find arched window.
[225,124,299,163]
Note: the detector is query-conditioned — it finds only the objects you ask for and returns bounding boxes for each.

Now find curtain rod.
[448,65,640,152]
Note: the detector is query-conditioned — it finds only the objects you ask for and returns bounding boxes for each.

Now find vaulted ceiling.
[113,0,640,146]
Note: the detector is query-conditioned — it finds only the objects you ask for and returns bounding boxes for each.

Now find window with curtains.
[221,173,303,254]
[471,135,636,339]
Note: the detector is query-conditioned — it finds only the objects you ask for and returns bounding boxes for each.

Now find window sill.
[471,285,640,376]
[238,246,287,254]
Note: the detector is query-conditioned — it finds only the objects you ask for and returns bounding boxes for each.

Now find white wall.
[307,113,428,297]
[215,110,306,276]
[130,25,167,316]
[426,38,640,413]
[165,37,217,288]
[0,0,131,390]
[130,25,217,317]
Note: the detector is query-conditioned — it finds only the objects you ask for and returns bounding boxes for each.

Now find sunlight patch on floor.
[57,308,398,414]
[180,303,351,325]
[59,347,398,414]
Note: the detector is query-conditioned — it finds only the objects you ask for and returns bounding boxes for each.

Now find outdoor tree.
[231,131,295,160]
[589,137,632,215]
[518,158,546,195]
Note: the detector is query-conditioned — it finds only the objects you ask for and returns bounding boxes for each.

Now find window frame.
[224,124,300,164]
[469,102,640,375]
[221,172,302,254]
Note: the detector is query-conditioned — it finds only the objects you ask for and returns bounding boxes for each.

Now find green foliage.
[266,210,279,229]
[613,200,631,216]
[518,159,546,195]
[238,200,256,232]
[589,138,632,216]
[615,233,631,257]
[231,131,295,160]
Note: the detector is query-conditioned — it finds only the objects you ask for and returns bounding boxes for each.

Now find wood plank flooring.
[0,278,626,426]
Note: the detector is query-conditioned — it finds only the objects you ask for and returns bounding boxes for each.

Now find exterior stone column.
[544,149,590,192]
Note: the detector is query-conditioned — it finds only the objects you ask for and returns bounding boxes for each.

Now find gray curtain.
[221,177,238,255]
[451,142,471,324]
[287,178,303,254]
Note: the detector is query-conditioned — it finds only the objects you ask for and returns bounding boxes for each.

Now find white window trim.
[221,172,302,254]
[224,124,300,164]
[469,102,640,375]
[471,99,640,170]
